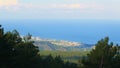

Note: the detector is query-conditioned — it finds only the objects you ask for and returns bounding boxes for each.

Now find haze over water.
[1,19,120,44]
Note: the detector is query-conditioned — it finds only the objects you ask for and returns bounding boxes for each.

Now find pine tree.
[0,25,40,68]
[82,37,118,68]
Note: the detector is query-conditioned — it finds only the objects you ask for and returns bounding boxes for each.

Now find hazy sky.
[0,0,120,20]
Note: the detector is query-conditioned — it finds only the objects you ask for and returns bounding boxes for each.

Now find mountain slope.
[32,37,94,51]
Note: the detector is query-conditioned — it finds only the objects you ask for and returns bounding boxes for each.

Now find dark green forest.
[0,25,120,68]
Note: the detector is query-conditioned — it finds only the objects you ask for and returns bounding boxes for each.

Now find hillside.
[31,37,94,51]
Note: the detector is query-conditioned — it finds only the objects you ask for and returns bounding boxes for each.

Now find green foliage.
[40,55,78,68]
[40,51,89,63]
[23,33,32,42]
[0,27,22,68]
[82,37,120,68]
[13,43,40,68]
[0,25,40,68]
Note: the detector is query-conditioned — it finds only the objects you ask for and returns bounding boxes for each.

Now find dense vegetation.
[40,51,89,63]
[0,25,120,68]
[81,37,120,68]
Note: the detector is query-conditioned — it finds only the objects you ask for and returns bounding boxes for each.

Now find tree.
[0,26,20,68]
[11,33,40,68]
[82,37,119,68]
[111,45,120,68]
[0,25,40,68]
[53,56,64,68]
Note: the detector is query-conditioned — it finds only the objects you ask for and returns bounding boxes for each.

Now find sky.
[0,0,120,20]
[0,0,120,44]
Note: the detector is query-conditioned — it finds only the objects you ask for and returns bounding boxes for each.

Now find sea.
[0,19,120,44]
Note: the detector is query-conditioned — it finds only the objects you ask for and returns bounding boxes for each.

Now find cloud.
[17,4,82,10]
[0,0,104,12]
[0,0,18,6]
[24,3,102,9]
[51,4,81,9]
[0,0,19,11]
[0,0,106,19]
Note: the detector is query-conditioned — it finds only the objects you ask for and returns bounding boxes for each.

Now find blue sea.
[0,19,120,44]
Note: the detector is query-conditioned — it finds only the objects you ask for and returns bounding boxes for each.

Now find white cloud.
[0,0,18,6]
[51,4,81,9]
[0,0,19,11]
[22,3,103,10]
[0,0,104,11]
